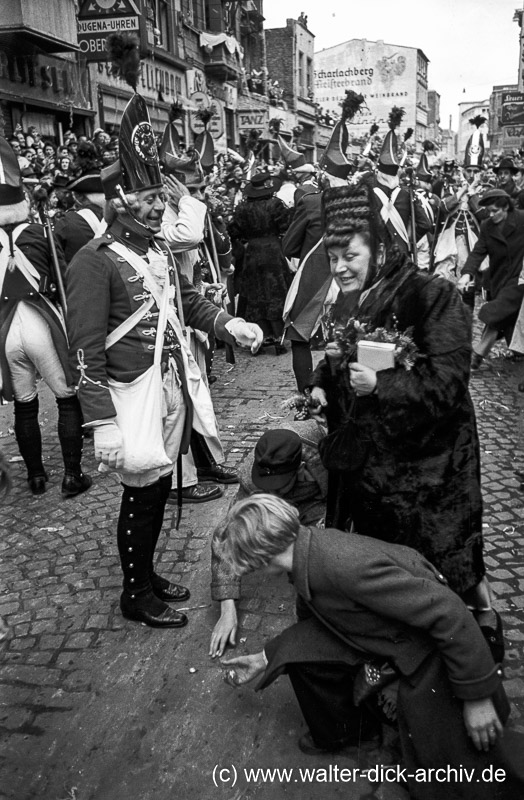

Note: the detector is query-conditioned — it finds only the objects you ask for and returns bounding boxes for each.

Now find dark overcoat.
[311,259,483,594]
[54,204,104,264]
[461,209,524,334]
[259,526,515,800]
[228,196,292,322]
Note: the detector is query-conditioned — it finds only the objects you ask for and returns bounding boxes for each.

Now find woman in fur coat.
[309,180,494,623]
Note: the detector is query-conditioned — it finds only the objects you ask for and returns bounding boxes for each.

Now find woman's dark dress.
[228,196,291,326]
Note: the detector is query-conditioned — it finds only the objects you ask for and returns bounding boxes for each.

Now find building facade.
[0,0,94,140]
[314,38,430,147]
[489,83,521,154]
[265,17,316,161]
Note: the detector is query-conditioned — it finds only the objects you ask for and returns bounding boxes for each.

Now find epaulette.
[92,232,114,251]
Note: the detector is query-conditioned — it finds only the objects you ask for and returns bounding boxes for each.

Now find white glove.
[225,318,264,354]
[93,420,125,470]
[457,275,473,293]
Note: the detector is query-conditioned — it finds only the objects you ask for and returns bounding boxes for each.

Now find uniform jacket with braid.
[66,215,235,424]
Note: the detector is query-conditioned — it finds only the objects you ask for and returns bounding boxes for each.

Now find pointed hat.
[320,90,366,180]
[464,115,486,170]
[378,107,405,176]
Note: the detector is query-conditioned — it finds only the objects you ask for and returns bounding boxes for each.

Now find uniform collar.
[109,215,156,254]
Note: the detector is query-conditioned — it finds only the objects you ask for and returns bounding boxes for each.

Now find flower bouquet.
[322,312,420,371]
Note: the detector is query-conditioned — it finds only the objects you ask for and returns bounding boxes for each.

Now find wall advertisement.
[314,40,418,139]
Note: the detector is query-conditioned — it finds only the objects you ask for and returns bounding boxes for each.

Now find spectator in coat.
[458,189,524,367]
[218,495,523,800]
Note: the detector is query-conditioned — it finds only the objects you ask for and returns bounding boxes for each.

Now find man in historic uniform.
[53,141,106,264]
[433,116,487,285]
[0,136,91,497]
[161,149,239,502]
[414,143,442,270]
[66,93,262,629]
[366,107,431,259]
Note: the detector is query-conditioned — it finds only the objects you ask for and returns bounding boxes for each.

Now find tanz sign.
[237,109,268,130]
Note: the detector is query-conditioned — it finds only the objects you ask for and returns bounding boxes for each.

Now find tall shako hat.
[163,150,205,188]
[159,100,183,162]
[101,33,162,199]
[464,115,486,170]
[319,90,366,180]
[193,106,216,174]
[378,106,405,176]
[416,140,436,182]
[277,134,314,172]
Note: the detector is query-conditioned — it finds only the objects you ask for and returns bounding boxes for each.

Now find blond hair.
[217,494,299,575]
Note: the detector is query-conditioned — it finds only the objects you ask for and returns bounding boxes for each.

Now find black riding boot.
[117,480,187,628]
[56,396,92,498]
[13,396,47,494]
[149,473,190,603]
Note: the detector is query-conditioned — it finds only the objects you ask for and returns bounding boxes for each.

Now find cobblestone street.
[1,339,523,800]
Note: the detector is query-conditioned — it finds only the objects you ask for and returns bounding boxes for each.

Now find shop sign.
[77,0,140,61]
[189,92,225,139]
[96,58,184,102]
[0,50,91,109]
[206,80,237,109]
[237,109,268,131]
[501,91,524,126]
[503,125,524,144]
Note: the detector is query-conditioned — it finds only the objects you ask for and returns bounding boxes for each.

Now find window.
[307,57,313,99]
[149,0,171,51]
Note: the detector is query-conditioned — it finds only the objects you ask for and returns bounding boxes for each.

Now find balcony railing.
[202,42,242,81]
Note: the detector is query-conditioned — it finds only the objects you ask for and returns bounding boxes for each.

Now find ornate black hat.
[101,94,162,199]
[102,34,162,199]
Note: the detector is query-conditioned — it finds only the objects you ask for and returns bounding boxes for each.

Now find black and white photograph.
[0,0,524,797]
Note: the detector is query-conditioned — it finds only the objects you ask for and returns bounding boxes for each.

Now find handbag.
[99,247,172,474]
[318,398,370,473]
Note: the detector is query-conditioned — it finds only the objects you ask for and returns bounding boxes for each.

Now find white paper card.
[357,340,395,371]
